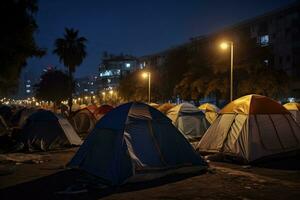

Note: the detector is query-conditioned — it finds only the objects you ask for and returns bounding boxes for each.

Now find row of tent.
[1,95,300,186]
[0,104,114,151]
[68,95,300,186]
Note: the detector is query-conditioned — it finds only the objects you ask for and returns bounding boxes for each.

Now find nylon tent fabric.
[70,108,96,138]
[199,103,220,124]
[221,94,290,114]
[283,102,300,111]
[20,110,82,151]
[148,103,160,108]
[87,105,98,113]
[0,116,9,136]
[68,102,206,186]
[197,95,300,163]
[0,105,12,125]
[94,105,114,120]
[157,103,175,114]
[11,107,37,128]
[166,103,209,141]
[284,103,300,124]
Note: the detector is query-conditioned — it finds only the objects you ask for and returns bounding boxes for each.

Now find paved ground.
[0,148,299,200]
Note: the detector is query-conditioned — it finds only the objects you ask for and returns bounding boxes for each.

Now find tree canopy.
[35,69,73,104]
[0,0,45,96]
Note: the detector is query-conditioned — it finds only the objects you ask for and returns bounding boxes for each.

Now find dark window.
[286,55,291,62]
[279,56,283,65]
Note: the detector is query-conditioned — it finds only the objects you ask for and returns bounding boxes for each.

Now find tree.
[53,28,87,113]
[159,47,190,100]
[118,69,162,102]
[0,0,45,96]
[35,69,73,111]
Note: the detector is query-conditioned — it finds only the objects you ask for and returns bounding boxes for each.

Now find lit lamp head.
[102,92,105,96]
[142,72,149,79]
[220,42,229,50]
[109,90,113,95]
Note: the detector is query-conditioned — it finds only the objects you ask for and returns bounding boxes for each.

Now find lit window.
[264,59,269,65]
[90,82,94,85]
[26,84,31,88]
[99,70,113,77]
[107,79,111,83]
[84,89,88,92]
[140,63,144,69]
[259,35,269,46]
[126,63,130,68]
[90,91,94,94]
[26,90,31,93]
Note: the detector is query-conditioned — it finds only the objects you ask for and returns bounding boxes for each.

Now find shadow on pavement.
[0,169,205,200]
[253,155,300,170]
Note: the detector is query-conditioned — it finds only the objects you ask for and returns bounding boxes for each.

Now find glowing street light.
[142,71,151,103]
[220,41,234,102]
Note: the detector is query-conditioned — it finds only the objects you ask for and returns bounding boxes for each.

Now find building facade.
[140,1,300,97]
[98,55,139,91]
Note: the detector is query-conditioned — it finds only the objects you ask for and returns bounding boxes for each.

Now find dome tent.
[148,102,160,109]
[94,104,114,120]
[283,102,300,124]
[0,105,12,125]
[68,102,206,186]
[70,108,96,138]
[198,103,220,124]
[21,110,82,151]
[197,94,300,163]
[166,103,209,141]
[157,103,175,114]
[11,107,37,128]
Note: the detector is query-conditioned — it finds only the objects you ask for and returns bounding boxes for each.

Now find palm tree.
[53,28,87,114]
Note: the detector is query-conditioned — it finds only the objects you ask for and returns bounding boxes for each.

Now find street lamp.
[220,41,234,102]
[142,72,151,103]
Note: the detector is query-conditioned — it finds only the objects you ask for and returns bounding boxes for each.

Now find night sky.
[26,0,296,78]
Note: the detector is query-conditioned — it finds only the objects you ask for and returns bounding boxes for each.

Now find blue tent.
[21,110,82,151]
[68,102,206,185]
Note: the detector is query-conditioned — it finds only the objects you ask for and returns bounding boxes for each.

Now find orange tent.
[94,105,114,120]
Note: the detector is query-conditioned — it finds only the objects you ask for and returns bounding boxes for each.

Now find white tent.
[166,103,209,141]
[197,94,300,163]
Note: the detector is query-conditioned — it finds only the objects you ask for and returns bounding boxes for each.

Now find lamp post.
[220,41,234,102]
[102,92,106,103]
[142,72,151,103]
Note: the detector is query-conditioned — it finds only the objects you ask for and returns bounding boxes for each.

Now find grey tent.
[70,108,96,138]
[197,94,300,163]
[69,102,206,185]
[166,103,209,141]
[21,110,82,151]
